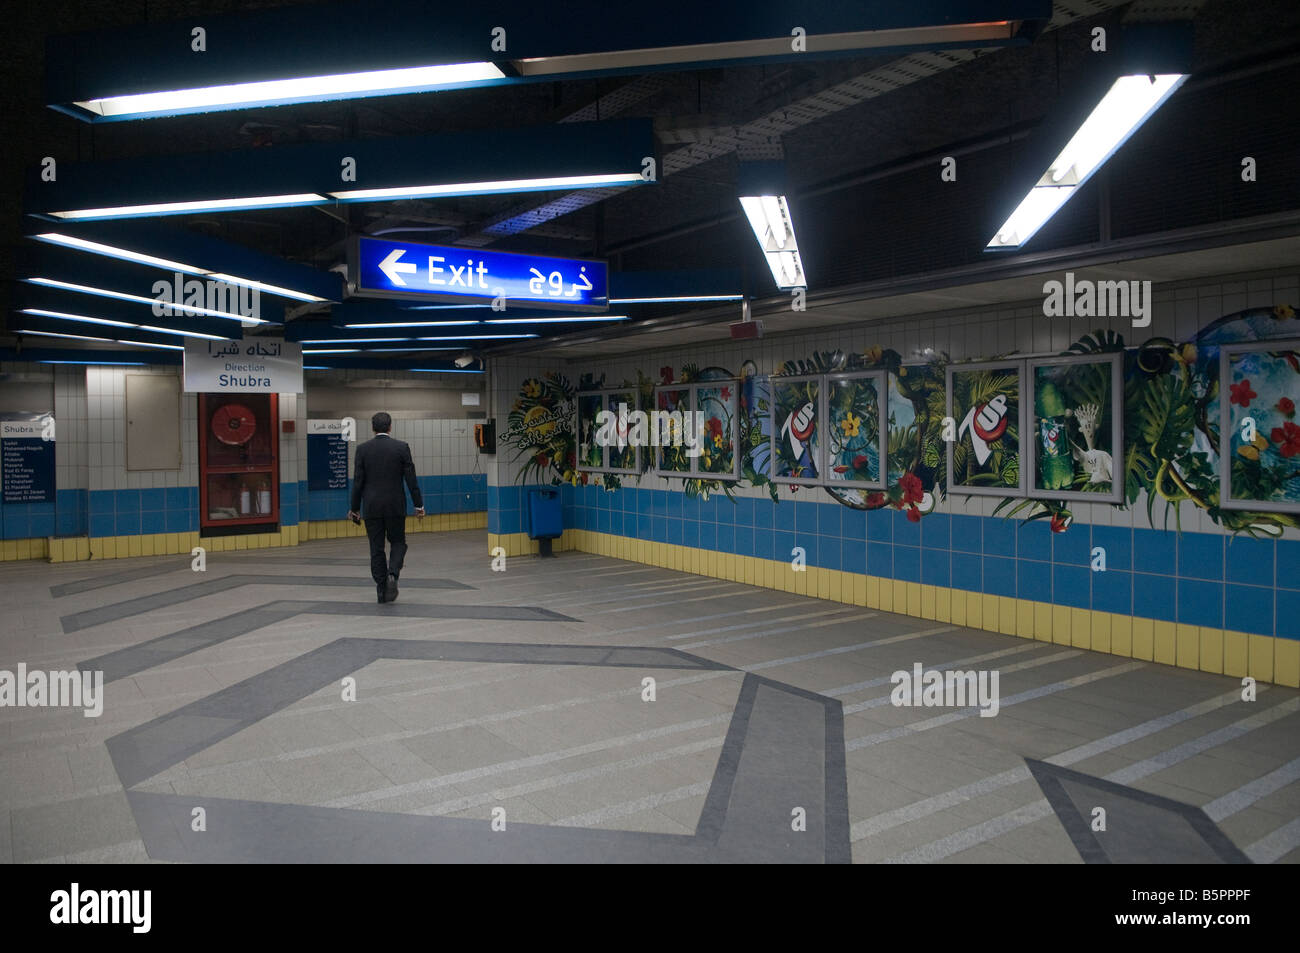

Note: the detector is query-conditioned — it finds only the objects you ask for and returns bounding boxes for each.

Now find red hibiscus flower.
[899,471,924,506]
[1229,379,1257,408]
[1277,397,1295,419]
[720,387,731,400]
[906,505,921,523]
[853,454,868,470]
[865,492,886,508]
[535,454,548,467]
[1050,512,1072,533]
[1271,421,1300,458]
[706,417,723,439]
[660,366,674,385]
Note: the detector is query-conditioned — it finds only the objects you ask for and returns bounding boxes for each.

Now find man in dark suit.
[348,412,425,603]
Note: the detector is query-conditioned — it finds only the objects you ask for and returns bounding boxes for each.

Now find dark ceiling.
[3,0,1299,355]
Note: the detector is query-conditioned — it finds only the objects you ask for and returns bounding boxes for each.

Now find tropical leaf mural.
[501,305,1299,535]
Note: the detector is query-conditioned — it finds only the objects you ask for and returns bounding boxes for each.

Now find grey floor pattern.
[2,531,1298,864]
[111,641,847,863]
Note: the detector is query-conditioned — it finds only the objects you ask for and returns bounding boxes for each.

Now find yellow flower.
[522,379,542,398]
[1238,445,1260,461]
[863,346,883,364]
[841,412,861,437]
[1253,434,1268,451]
[1175,344,1197,366]
[713,433,723,448]
[1272,304,1295,321]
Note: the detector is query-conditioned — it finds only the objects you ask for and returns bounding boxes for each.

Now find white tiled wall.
[84,366,198,491]
[311,411,483,480]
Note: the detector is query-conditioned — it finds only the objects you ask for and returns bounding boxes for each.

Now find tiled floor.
[1,530,1297,863]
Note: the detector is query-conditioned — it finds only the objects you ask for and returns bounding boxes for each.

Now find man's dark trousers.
[365,516,407,588]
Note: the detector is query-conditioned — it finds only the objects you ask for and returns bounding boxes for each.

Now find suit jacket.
[350,434,423,518]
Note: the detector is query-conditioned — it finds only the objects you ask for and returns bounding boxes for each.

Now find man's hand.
[347,510,361,524]
[415,507,426,519]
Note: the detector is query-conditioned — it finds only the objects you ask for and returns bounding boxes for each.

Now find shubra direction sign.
[350,236,609,311]
[183,337,302,393]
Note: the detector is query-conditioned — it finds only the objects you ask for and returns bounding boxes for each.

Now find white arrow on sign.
[378,248,418,287]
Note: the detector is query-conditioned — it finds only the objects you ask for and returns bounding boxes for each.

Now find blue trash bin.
[527,487,563,556]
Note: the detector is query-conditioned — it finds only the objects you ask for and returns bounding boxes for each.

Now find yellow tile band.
[516,528,1299,689]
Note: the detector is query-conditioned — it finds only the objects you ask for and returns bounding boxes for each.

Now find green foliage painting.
[696,383,736,477]
[576,393,603,469]
[826,375,882,486]
[948,363,1021,493]
[1031,357,1117,497]
[771,377,820,481]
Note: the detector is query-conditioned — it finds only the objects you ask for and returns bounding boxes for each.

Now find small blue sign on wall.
[351,236,608,311]
[307,420,349,491]
[2,415,55,504]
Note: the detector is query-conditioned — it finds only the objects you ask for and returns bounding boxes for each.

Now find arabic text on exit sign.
[351,236,609,311]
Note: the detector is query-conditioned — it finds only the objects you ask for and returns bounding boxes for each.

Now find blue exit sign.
[351,236,608,311]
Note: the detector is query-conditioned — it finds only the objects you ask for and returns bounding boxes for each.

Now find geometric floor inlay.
[107,639,852,864]
[1026,759,1251,864]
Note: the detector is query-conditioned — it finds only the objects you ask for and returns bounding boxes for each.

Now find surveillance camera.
[454,352,475,368]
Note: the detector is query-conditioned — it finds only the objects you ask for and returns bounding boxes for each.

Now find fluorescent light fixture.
[22,326,189,351]
[987,73,1186,249]
[117,339,186,351]
[358,346,452,353]
[41,360,148,366]
[512,22,1022,76]
[416,334,537,341]
[610,294,743,304]
[402,304,493,311]
[329,172,643,202]
[20,307,136,329]
[345,321,481,329]
[301,348,360,354]
[27,277,270,323]
[16,329,106,343]
[483,315,628,324]
[32,233,329,302]
[47,194,327,221]
[739,195,806,289]
[410,368,484,374]
[74,63,505,118]
[300,337,416,344]
[32,233,201,273]
[137,325,228,341]
[203,274,326,303]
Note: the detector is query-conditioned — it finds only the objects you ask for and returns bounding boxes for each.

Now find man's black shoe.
[386,573,399,603]
[377,582,388,604]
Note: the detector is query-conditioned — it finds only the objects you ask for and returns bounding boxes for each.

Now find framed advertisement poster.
[694,380,741,481]
[651,382,740,480]
[1026,353,1124,503]
[946,360,1026,497]
[605,389,641,475]
[575,391,605,472]
[1220,340,1300,513]
[824,371,887,489]
[769,375,823,486]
